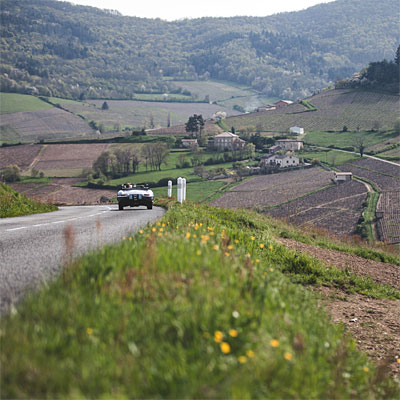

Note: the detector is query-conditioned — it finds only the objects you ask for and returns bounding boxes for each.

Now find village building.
[268,145,281,154]
[213,132,246,151]
[274,100,293,108]
[260,153,300,168]
[181,138,198,149]
[334,172,353,182]
[289,126,304,135]
[256,105,276,112]
[275,139,304,152]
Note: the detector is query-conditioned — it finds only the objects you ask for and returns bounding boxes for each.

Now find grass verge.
[0,182,57,218]
[1,201,399,398]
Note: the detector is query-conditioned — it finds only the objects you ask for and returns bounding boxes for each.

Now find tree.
[152,142,169,171]
[354,136,366,157]
[101,101,109,110]
[185,114,204,138]
[167,113,171,128]
[93,151,113,177]
[1,165,21,183]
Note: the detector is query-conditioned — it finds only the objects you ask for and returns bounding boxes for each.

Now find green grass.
[0,182,57,217]
[300,149,360,166]
[357,192,380,242]
[1,201,399,398]
[304,130,398,151]
[0,93,53,114]
[133,93,194,102]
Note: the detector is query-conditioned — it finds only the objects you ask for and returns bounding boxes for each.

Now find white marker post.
[182,178,186,201]
[168,180,172,198]
[177,177,183,203]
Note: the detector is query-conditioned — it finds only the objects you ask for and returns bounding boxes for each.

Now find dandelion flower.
[228,245,234,250]
[251,236,255,241]
[259,243,265,249]
[363,367,369,372]
[185,232,191,239]
[269,268,274,272]
[246,350,255,358]
[156,222,160,226]
[139,230,144,234]
[235,239,239,244]
[152,227,157,232]
[284,352,293,361]
[213,244,219,251]
[214,331,224,343]
[87,328,93,335]
[255,259,260,263]
[159,228,164,232]
[128,237,132,241]
[269,245,274,250]
[122,236,126,241]
[238,356,247,364]
[270,339,279,348]
[193,234,197,238]
[229,329,238,337]
[225,252,230,256]
[220,342,231,354]
[397,358,400,364]
[196,250,201,256]
[246,253,251,258]
[162,223,166,227]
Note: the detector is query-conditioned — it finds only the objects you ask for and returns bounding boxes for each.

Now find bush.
[1,165,21,183]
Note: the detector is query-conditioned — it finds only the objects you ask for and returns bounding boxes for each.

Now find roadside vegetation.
[0,182,57,218]
[1,200,399,398]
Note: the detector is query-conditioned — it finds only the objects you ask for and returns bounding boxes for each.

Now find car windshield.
[120,185,148,190]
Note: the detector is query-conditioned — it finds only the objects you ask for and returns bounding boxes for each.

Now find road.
[0,205,165,314]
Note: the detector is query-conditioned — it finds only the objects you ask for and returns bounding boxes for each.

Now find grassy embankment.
[1,200,399,398]
[0,93,53,114]
[0,182,57,217]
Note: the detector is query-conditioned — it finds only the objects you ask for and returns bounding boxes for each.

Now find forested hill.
[0,0,398,100]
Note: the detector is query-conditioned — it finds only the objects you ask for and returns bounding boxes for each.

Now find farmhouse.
[256,105,276,112]
[181,139,198,149]
[289,126,304,135]
[261,153,300,168]
[275,139,303,152]
[213,132,246,151]
[334,172,353,182]
[274,100,293,108]
[268,145,281,154]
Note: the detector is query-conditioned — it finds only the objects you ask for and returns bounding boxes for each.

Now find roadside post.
[168,180,172,198]
[182,178,186,201]
[177,177,183,203]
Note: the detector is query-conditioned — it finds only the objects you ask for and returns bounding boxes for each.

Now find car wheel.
[119,203,124,210]
[147,203,153,210]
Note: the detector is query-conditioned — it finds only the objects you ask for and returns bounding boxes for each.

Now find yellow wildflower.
[363,367,369,372]
[255,259,260,263]
[225,252,230,256]
[397,358,400,364]
[270,339,279,348]
[246,350,255,358]
[193,234,197,238]
[159,228,163,232]
[214,331,224,343]
[246,253,251,258]
[128,237,132,241]
[158,233,163,237]
[235,239,239,243]
[251,236,255,241]
[269,244,274,250]
[185,232,191,239]
[259,243,265,249]
[162,223,166,227]
[238,356,247,364]
[228,245,234,250]
[269,268,274,272]
[139,230,144,234]
[213,244,219,251]
[284,352,293,361]
[229,329,238,337]
[122,236,126,241]
[220,342,231,354]
[156,222,160,226]
[152,227,157,232]
[196,250,201,256]
[86,328,93,335]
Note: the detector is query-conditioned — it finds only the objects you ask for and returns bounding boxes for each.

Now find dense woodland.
[0,0,398,100]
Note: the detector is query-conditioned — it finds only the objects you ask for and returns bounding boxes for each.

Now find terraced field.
[227,89,400,132]
[376,191,400,244]
[269,180,368,237]
[0,144,42,170]
[211,168,333,209]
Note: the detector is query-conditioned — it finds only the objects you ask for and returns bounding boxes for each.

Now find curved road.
[0,205,165,314]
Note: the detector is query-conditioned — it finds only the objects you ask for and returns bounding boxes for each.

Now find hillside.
[227,89,400,133]
[0,0,398,100]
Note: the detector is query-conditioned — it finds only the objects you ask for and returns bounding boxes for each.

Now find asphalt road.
[0,205,165,314]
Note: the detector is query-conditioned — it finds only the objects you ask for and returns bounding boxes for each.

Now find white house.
[290,126,304,135]
[275,139,304,152]
[275,100,293,108]
[181,139,198,149]
[334,172,353,182]
[261,153,300,168]
[213,132,246,151]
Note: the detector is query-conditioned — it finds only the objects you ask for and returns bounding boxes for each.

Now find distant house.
[275,139,303,152]
[274,100,293,108]
[334,172,352,182]
[213,132,246,151]
[289,126,304,135]
[261,153,300,168]
[268,145,281,154]
[256,105,276,112]
[181,139,198,149]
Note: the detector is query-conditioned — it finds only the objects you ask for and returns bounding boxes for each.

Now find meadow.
[1,201,399,398]
[0,93,53,114]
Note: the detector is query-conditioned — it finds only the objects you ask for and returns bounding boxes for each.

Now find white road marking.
[5,208,113,232]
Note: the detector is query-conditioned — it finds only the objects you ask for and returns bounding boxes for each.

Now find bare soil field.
[277,238,400,379]
[376,191,400,244]
[227,89,400,132]
[0,108,92,141]
[211,167,333,209]
[269,180,368,236]
[11,178,115,205]
[0,144,42,170]
[32,143,110,176]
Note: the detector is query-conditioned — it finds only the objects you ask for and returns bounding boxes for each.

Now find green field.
[1,201,398,398]
[0,93,53,114]
[304,130,398,151]
[300,149,360,166]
